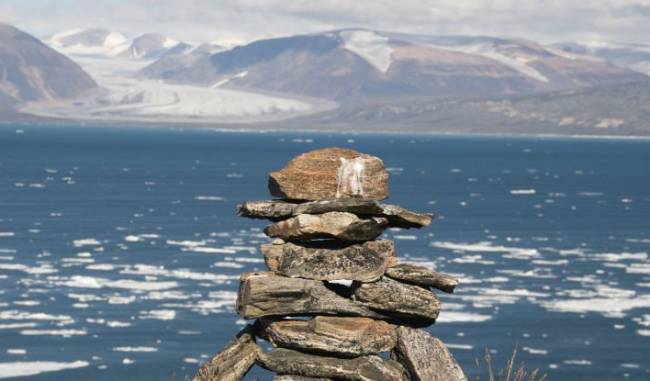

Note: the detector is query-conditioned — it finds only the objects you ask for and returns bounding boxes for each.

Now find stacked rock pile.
[193,147,467,381]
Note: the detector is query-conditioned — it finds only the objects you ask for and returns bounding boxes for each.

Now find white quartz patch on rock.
[336,157,366,198]
[340,30,393,73]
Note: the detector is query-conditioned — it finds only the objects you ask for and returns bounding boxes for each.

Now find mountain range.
[1,23,650,136]
[140,29,645,101]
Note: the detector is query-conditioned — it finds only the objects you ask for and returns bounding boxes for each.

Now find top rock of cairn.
[193,147,467,381]
[269,147,390,201]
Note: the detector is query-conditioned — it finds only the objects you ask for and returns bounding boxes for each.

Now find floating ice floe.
[0,263,57,274]
[194,196,224,201]
[19,329,87,337]
[0,361,89,378]
[113,346,157,353]
[431,241,540,259]
[59,275,178,291]
[139,309,176,321]
[73,238,101,247]
[522,347,548,355]
[510,189,536,195]
[436,311,492,323]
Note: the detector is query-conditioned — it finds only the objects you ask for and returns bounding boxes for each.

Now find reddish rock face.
[269,147,389,201]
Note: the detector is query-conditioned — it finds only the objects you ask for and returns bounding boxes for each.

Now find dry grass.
[473,345,547,381]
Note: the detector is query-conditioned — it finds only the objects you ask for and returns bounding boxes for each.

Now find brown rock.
[380,204,433,228]
[392,326,467,381]
[385,264,459,293]
[268,148,389,201]
[192,325,259,381]
[274,376,334,381]
[237,200,297,220]
[238,199,433,228]
[353,277,441,324]
[260,240,395,282]
[264,212,388,242]
[258,348,409,381]
[236,272,387,320]
[263,316,397,357]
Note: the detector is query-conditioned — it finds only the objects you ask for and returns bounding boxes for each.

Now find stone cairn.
[192,148,467,381]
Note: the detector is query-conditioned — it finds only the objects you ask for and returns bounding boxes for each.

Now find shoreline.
[2,117,650,141]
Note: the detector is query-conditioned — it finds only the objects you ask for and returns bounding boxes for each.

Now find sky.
[1,0,650,45]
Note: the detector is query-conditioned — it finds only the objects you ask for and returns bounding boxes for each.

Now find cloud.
[4,0,650,45]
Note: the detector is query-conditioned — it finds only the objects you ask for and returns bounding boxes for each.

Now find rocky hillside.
[140,29,645,101]
[288,79,650,136]
[0,23,97,109]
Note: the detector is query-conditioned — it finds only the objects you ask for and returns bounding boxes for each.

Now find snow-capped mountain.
[140,29,645,101]
[46,29,191,60]
[47,28,130,57]
[551,41,650,76]
[120,33,192,60]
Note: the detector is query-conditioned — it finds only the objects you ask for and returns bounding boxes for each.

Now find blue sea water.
[0,125,649,381]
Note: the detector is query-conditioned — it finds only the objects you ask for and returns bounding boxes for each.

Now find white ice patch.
[523,347,548,355]
[436,311,492,323]
[542,294,650,318]
[139,309,176,321]
[431,241,540,259]
[58,275,177,291]
[0,361,89,378]
[113,346,157,353]
[20,329,87,337]
[510,189,536,195]
[194,196,225,201]
[0,311,73,324]
[336,157,366,198]
[73,238,101,247]
[0,232,15,237]
[340,30,393,73]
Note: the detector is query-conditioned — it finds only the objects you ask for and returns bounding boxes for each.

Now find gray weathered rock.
[380,204,432,228]
[268,148,389,201]
[353,277,441,323]
[258,348,409,381]
[392,326,467,381]
[264,212,388,242]
[385,264,459,293]
[238,200,297,220]
[236,272,387,319]
[238,199,432,228]
[192,325,260,381]
[263,316,397,357]
[260,240,395,282]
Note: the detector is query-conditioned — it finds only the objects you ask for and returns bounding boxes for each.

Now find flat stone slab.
[258,348,409,381]
[392,326,467,381]
[261,240,395,282]
[353,277,441,324]
[263,316,397,357]
[264,212,388,242]
[268,147,389,201]
[385,264,459,293]
[192,325,259,381]
[239,199,432,228]
[274,376,334,381]
[236,272,387,320]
